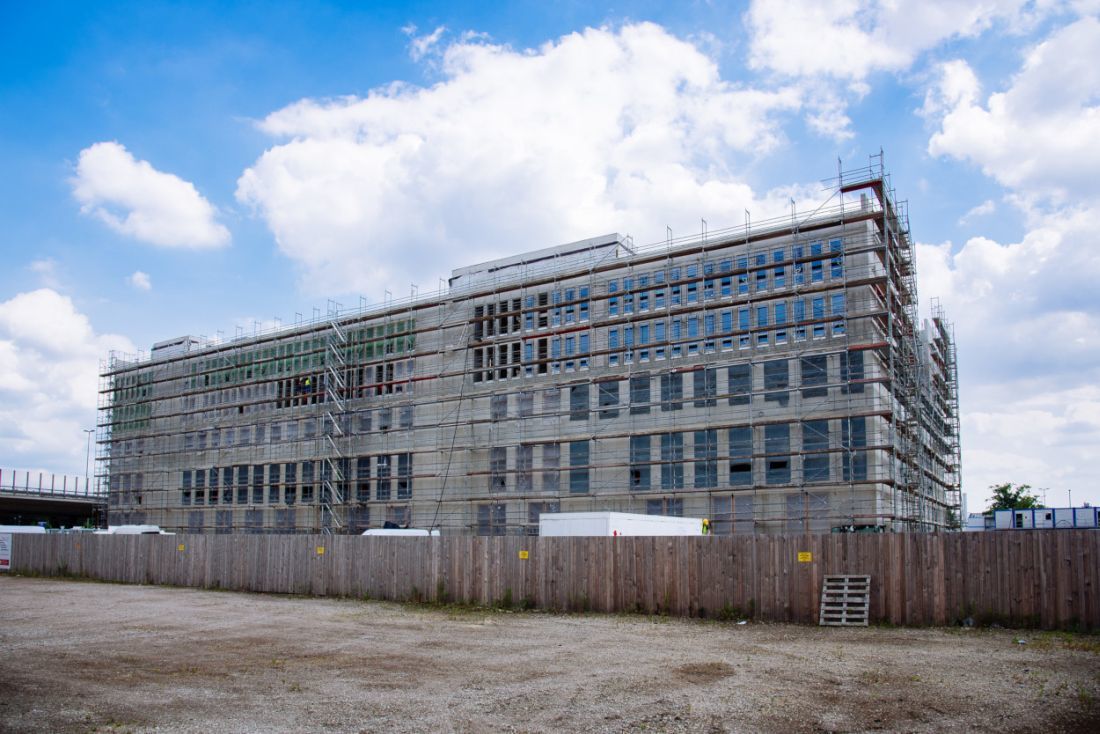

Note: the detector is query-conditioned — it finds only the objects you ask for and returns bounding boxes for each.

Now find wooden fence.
[8,530,1099,629]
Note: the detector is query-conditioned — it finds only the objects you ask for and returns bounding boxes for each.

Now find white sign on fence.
[0,533,11,571]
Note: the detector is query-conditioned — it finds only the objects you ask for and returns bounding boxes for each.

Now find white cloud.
[128,271,152,291]
[0,289,134,475]
[71,141,231,249]
[916,203,1100,509]
[237,23,807,297]
[746,0,1044,80]
[928,16,1100,205]
[916,15,1100,509]
[957,199,996,224]
[404,24,447,61]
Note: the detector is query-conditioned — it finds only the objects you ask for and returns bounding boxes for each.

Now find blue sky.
[2,1,1098,511]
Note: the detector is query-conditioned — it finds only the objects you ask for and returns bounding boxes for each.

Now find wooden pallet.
[819,575,870,626]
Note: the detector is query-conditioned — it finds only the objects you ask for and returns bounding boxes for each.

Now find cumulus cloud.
[128,271,152,291]
[917,16,1100,507]
[928,16,1100,205]
[236,22,807,297]
[918,220,1100,507]
[0,289,134,475]
[747,0,1043,80]
[71,141,231,249]
[918,199,1100,502]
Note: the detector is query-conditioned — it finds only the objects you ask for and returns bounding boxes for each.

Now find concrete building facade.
[100,164,961,534]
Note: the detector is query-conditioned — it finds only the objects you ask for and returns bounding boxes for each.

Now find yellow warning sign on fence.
[797,551,812,563]
[316,546,325,555]
[177,544,185,552]
[518,550,529,560]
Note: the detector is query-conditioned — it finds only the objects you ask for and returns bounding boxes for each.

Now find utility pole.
[83,428,94,494]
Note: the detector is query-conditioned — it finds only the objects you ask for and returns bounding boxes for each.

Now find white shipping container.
[0,525,46,534]
[362,528,440,536]
[538,512,703,537]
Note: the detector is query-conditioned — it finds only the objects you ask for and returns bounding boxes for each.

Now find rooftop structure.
[99,155,961,535]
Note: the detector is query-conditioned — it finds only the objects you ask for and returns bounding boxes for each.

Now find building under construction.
[100,158,961,534]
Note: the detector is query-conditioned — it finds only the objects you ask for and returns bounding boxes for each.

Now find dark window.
[397,454,412,499]
[629,434,651,490]
[693,429,718,488]
[801,355,828,398]
[660,433,684,489]
[356,457,371,501]
[490,394,508,421]
[542,443,560,492]
[630,373,651,414]
[300,461,314,504]
[646,498,684,517]
[729,427,753,486]
[569,384,589,420]
[598,380,620,419]
[660,372,683,411]
[516,445,533,492]
[841,351,865,393]
[376,456,391,500]
[252,465,264,504]
[728,364,751,406]
[764,360,789,406]
[842,416,868,481]
[477,503,507,536]
[490,447,508,492]
[693,368,717,408]
[268,463,280,504]
[569,441,589,493]
[236,465,249,504]
[765,424,791,484]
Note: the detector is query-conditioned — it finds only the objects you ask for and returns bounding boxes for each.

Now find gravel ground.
[1,575,1098,733]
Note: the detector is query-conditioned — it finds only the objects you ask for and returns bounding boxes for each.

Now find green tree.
[986,483,1042,512]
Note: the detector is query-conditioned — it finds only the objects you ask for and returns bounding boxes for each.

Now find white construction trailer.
[538,512,704,537]
[993,507,1099,530]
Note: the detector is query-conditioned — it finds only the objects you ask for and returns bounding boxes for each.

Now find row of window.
[474,289,595,340]
[178,455,414,507]
[484,418,870,494]
[107,472,143,506]
[607,243,844,316]
[484,354,865,423]
[608,294,845,349]
[470,242,845,349]
[168,505,411,534]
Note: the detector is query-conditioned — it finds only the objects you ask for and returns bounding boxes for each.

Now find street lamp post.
[83,428,94,495]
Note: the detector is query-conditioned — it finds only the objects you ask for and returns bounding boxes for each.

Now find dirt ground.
[1,576,1098,733]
